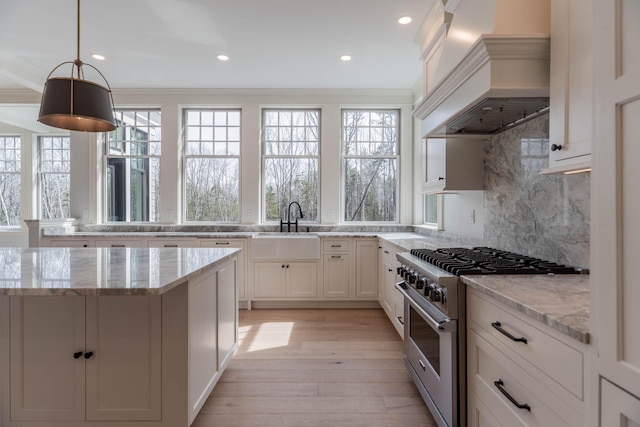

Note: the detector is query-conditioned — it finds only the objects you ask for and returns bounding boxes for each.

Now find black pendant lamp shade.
[38,0,117,132]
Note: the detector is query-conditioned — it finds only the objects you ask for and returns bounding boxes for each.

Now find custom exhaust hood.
[413,0,551,138]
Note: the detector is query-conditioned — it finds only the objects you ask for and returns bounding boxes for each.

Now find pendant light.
[38,0,117,132]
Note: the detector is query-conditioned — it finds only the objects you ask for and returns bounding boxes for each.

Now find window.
[424,193,442,229]
[342,110,398,222]
[184,109,240,222]
[262,109,319,222]
[105,110,161,222]
[39,136,70,220]
[0,136,21,228]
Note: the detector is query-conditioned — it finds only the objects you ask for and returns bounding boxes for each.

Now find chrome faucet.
[280,201,304,232]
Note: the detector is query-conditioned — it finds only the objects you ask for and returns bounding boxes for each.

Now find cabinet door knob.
[550,143,562,151]
[438,176,444,181]
[73,351,83,359]
[84,351,94,359]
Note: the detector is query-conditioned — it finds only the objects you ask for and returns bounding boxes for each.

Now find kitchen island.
[0,247,240,427]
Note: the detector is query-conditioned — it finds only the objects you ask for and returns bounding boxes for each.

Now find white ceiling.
[0,0,431,92]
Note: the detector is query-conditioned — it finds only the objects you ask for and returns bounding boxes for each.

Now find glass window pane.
[185,158,239,222]
[264,158,318,221]
[201,111,214,126]
[187,111,200,126]
[0,136,21,227]
[228,111,240,126]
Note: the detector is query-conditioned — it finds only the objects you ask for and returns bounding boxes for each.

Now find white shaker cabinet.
[600,379,640,427]
[9,295,161,422]
[355,239,378,299]
[592,0,640,419]
[544,0,593,173]
[467,289,587,427]
[200,238,247,301]
[253,262,318,299]
[422,138,484,193]
[377,241,403,337]
[322,239,352,299]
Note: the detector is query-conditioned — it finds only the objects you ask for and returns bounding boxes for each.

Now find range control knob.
[425,283,436,297]
[416,277,428,289]
[431,288,444,303]
[408,273,418,284]
[396,267,403,276]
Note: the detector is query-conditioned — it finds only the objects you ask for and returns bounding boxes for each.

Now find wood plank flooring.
[192,308,437,427]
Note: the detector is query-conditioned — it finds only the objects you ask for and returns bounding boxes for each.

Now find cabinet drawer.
[379,243,397,263]
[468,291,583,400]
[468,329,579,427]
[322,239,350,253]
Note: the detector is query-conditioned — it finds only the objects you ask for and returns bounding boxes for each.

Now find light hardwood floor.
[192,308,437,427]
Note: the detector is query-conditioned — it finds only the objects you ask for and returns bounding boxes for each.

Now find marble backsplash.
[483,114,590,268]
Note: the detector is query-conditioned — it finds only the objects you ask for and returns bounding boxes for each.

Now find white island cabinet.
[0,247,240,427]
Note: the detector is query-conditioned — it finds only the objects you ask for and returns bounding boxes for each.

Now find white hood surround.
[413,0,551,138]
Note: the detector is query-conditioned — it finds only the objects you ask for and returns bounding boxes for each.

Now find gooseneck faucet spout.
[280,201,304,232]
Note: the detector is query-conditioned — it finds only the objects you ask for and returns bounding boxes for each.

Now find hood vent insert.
[443,97,550,135]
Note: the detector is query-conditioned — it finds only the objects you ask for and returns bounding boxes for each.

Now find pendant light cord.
[77,0,80,62]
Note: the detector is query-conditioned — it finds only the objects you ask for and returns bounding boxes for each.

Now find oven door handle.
[395,282,457,333]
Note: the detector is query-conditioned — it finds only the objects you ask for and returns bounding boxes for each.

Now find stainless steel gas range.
[395,247,581,427]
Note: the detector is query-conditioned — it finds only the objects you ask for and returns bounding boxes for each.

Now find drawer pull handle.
[331,255,341,259]
[331,244,342,248]
[397,316,404,325]
[384,250,390,254]
[494,379,531,411]
[164,244,178,247]
[216,242,230,245]
[491,321,528,344]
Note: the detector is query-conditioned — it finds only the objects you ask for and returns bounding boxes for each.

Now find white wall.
[441,191,484,239]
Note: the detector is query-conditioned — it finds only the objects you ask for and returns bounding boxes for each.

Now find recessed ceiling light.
[217,54,229,61]
[340,55,352,61]
[398,16,412,25]
[91,54,105,60]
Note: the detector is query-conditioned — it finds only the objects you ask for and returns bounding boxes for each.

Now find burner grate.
[409,247,579,276]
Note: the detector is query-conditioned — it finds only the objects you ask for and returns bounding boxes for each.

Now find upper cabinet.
[422,138,484,194]
[544,0,593,174]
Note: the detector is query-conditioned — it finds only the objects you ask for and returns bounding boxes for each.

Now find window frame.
[182,108,242,223]
[0,135,22,229]
[423,193,443,230]
[38,135,71,221]
[341,109,400,223]
[103,109,162,223]
[261,108,321,223]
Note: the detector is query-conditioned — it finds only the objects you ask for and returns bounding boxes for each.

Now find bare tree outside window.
[0,136,21,228]
[39,136,70,220]
[105,110,161,222]
[263,109,319,222]
[343,110,399,222]
[184,109,240,222]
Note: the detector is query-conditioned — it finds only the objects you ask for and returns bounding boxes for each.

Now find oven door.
[396,282,458,427]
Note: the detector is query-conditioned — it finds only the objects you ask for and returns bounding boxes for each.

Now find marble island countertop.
[0,247,239,296]
[461,274,590,344]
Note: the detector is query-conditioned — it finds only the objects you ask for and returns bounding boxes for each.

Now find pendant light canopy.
[38,0,116,132]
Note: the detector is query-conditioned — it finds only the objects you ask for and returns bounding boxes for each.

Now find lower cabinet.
[253,262,318,298]
[378,240,403,336]
[323,253,351,298]
[355,239,378,299]
[9,295,161,422]
[600,378,640,427]
[467,288,587,427]
[200,238,247,301]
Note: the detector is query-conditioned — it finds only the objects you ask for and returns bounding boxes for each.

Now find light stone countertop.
[0,247,239,296]
[461,274,590,344]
